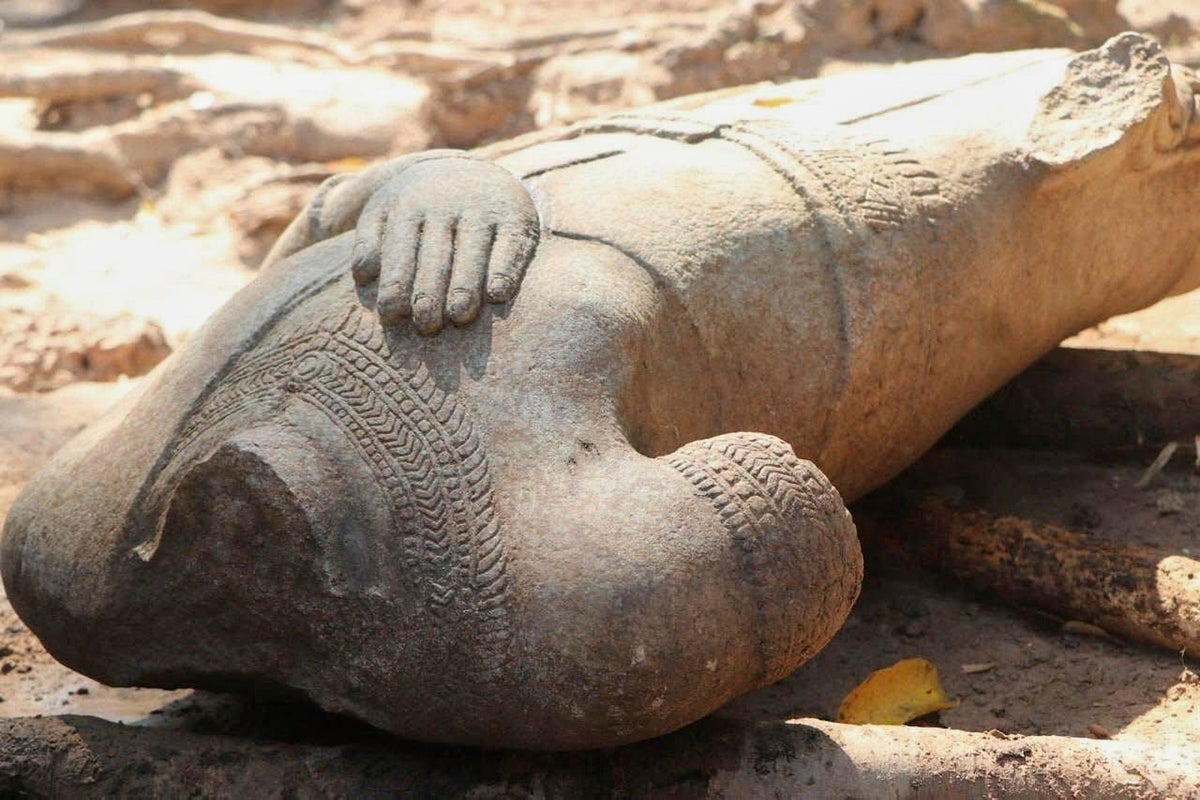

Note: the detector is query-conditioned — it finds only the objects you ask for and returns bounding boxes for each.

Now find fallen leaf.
[324,157,367,171]
[960,662,996,675]
[136,199,162,225]
[751,97,796,108]
[837,658,959,725]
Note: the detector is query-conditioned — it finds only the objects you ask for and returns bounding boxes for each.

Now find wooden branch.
[0,100,293,198]
[949,347,1200,452]
[0,714,1193,798]
[865,498,1200,656]
[2,10,359,65]
[0,134,135,197]
[0,60,197,104]
[363,40,516,77]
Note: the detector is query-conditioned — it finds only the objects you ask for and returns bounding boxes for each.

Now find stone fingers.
[446,222,495,327]
[365,212,536,333]
[376,214,422,323]
[351,200,387,287]
[410,218,456,335]
[487,221,538,304]
[347,156,540,333]
[358,205,449,333]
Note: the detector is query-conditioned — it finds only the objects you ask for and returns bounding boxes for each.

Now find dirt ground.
[1,0,1199,794]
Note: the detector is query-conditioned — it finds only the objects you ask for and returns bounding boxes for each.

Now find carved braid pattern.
[665,432,847,684]
[568,112,719,143]
[172,332,328,456]
[721,121,944,233]
[166,307,512,694]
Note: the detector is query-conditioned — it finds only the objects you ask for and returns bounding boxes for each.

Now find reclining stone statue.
[4,33,1199,749]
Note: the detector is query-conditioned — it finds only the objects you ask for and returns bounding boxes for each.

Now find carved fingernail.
[447,289,475,322]
[412,295,440,333]
[351,247,376,284]
[487,275,514,302]
[377,288,409,322]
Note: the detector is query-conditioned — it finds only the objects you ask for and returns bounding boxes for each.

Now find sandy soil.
[0,0,1198,788]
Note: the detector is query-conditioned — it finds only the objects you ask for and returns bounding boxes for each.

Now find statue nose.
[148,418,393,599]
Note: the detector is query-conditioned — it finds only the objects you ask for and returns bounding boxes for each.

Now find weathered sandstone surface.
[5,33,1200,749]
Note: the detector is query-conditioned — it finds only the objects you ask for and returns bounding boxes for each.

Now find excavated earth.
[0,0,1198,795]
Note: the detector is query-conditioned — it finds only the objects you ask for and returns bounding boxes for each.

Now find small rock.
[0,271,34,289]
[961,662,996,675]
[0,310,171,392]
[1156,490,1187,515]
[0,0,82,28]
[229,180,315,266]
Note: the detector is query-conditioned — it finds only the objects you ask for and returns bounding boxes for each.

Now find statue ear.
[1028,33,1198,170]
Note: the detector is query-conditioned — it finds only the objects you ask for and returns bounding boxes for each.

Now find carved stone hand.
[350,158,539,334]
[263,152,539,334]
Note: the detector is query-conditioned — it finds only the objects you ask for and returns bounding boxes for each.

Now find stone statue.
[4,33,1199,749]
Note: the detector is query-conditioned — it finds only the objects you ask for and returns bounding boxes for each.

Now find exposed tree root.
[0,55,198,104]
[3,10,358,65]
[950,347,1200,452]
[0,101,293,198]
[0,28,438,197]
[866,497,1200,657]
[0,714,1191,798]
[0,134,134,197]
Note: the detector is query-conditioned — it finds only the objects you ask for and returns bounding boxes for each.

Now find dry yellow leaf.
[324,157,367,171]
[751,97,796,108]
[837,657,959,725]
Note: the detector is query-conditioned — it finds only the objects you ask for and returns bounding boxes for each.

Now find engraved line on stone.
[835,53,1065,126]
[126,265,348,555]
[568,113,724,144]
[715,126,850,450]
[518,149,626,180]
[667,439,785,684]
[545,228,726,436]
[316,323,512,688]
